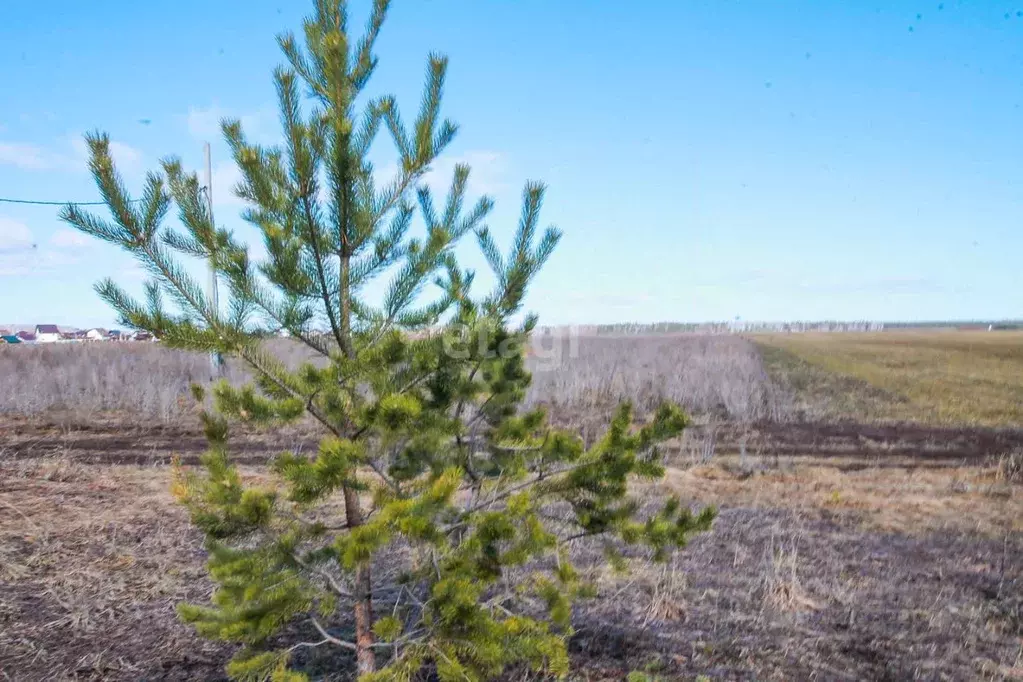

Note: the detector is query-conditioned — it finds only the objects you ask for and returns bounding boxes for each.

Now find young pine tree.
[61,1,714,679]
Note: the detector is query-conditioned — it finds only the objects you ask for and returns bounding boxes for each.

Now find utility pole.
[204,142,222,377]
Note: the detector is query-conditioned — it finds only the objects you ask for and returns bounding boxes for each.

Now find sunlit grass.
[755,331,1023,427]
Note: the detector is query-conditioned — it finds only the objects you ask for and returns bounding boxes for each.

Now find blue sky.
[1,0,1021,328]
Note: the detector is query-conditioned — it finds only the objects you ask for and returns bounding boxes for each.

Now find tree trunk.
[339,233,371,671]
[343,487,375,674]
[353,563,375,674]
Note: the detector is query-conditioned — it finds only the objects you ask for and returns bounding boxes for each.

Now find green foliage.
[64,0,715,679]
[626,673,656,682]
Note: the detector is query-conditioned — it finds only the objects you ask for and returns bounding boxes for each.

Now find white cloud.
[0,217,34,253]
[120,262,150,283]
[211,161,246,209]
[187,104,276,143]
[0,142,50,170]
[0,248,81,277]
[69,137,142,173]
[110,141,142,169]
[187,104,228,141]
[0,137,142,174]
[423,151,507,198]
[373,150,508,203]
[0,219,102,277]
[49,228,91,249]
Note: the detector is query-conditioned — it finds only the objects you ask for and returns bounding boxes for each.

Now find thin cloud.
[423,150,507,197]
[790,275,956,296]
[49,228,91,250]
[210,161,246,209]
[0,219,100,277]
[0,217,34,253]
[374,150,508,201]
[69,137,142,173]
[187,104,229,141]
[686,268,956,297]
[0,137,143,174]
[0,248,81,277]
[186,103,277,143]
[0,142,50,170]
[119,262,150,283]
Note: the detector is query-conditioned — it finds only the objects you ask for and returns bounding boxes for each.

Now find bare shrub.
[0,333,784,426]
[996,449,1023,484]
[759,535,819,613]
[0,340,313,423]
[13,455,89,483]
[682,424,718,466]
[641,561,687,625]
[526,333,786,424]
[0,343,228,422]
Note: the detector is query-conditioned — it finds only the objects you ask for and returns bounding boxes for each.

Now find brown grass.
[0,458,213,678]
[997,449,1023,484]
[0,343,250,423]
[3,450,1022,680]
[7,331,1021,432]
[527,334,786,423]
[755,330,1023,427]
[0,334,786,426]
[758,536,820,613]
[0,455,294,680]
[654,456,1022,537]
[3,330,1023,679]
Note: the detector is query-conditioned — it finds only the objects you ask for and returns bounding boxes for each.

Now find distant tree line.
[594,320,1023,334]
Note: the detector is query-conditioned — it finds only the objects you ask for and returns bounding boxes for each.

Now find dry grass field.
[2,331,1023,680]
[755,331,1023,427]
[0,334,784,426]
[2,449,1021,681]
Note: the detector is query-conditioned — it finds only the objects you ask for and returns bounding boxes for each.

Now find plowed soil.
[3,416,1020,467]
[2,416,1022,680]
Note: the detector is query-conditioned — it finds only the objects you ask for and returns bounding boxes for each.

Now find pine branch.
[236,343,344,436]
[300,191,347,351]
[246,281,333,355]
[351,0,389,91]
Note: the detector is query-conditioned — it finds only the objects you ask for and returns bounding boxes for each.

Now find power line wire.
[0,197,142,206]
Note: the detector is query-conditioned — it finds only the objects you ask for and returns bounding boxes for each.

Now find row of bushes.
[0,334,787,424]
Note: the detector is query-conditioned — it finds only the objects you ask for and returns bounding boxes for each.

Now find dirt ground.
[2,421,1022,681]
[4,414,1022,466]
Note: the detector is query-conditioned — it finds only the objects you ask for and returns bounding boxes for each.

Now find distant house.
[16,331,36,343]
[34,324,62,343]
[108,329,122,340]
[132,331,155,342]
[86,328,108,341]
[1,335,19,344]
